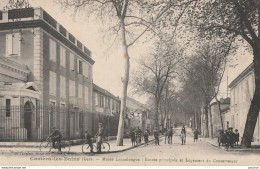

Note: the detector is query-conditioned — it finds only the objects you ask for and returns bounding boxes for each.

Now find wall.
[230,70,260,142]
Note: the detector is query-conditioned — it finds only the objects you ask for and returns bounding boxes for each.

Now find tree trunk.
[116,18,130,146]
[241,50,260,148]
[209,105,214,139]
[204,104,209,138]
[154,99,159,127]
[216,97,224,129]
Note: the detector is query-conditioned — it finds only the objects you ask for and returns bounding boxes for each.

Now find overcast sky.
[0,0,254,103]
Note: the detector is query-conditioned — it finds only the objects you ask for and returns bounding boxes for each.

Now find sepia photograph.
[0,0,260,167]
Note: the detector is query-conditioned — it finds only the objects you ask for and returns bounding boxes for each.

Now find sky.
[0,0,254,104]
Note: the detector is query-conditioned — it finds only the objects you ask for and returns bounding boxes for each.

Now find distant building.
[92,83,120,136]
[229,63,260,142]
[221,107,230,130]
[209,98,230,138]
[0,7,94,141]
[125,97,153,135]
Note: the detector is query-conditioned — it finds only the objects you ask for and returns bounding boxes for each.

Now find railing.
[0,105,119,142]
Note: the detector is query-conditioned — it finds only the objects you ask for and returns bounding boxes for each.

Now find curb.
[0,136,163,154]
[202,139,260,152]
[83,136,164,155]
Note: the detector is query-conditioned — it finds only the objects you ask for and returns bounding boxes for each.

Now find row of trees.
[59,0,260,148]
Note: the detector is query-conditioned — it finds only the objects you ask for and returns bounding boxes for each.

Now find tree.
[132,41,183,127]
[187,0,260,147]
[59,0,195,146]
[180,38,232,138]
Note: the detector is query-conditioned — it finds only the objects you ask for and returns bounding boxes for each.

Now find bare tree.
[58,0,196,146]
[132,41,183,127]
[188,0,260,148]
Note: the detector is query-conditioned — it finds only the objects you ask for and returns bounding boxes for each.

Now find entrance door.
[24,101,33,141]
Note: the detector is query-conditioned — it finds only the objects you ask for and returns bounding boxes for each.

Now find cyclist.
[48,127,62,152]
[84,130,94,154]
[96,123,104,153]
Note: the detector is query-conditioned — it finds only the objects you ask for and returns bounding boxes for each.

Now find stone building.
[0,7,94,141]
[229,63,260,142]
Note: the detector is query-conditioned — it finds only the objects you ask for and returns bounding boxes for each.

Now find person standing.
[130,129,136,146]
[144,130,149,145]
[135,126,142,145]
[167,127,173,144]
[194,129,199,142]
[234,129,240,146]
[181,125,186,145]
[96,123,104,153]
[164,129,168,144]
[153,128,160,146]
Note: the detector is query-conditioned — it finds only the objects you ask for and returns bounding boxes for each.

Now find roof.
[0,7,94,65]
[93,83,120,102]
[229,63,253,88]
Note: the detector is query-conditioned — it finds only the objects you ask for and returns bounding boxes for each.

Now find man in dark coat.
[153,128,160,145]
[234,129,240,146]
[194,129,199,142]
[167,127,173,144]
[130,129,136,146]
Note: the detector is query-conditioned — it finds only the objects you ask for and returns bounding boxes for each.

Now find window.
[70,52,75,70]
[106,98,110,109]
[60,76,66,98]
[60,45,66,67]
[60,103,66,130]
[6,33,21,56]
[49,38,56,62]
[49,71,56,95]
[78,84,83,99]
[112,100,114,110]
[100,95,104,107]
[6,99,11,117]
[95,93,98,106]
[50,101,56,129]
[83,62,89,77]
[84,86,89,104]
[69,80,75,96]
[78,60,83,75]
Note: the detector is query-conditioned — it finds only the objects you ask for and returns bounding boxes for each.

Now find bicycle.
[82,140,110,154]
[40,137,71,153]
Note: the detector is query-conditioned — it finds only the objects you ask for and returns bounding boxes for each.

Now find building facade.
[125,97,153,135]
[229,63,260,142]
[91,83,120,137]
[0,8,94,141]
[209,98,230,138]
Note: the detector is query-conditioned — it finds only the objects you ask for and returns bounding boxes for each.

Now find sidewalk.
[0,136,159,154]
[202,137,260,152]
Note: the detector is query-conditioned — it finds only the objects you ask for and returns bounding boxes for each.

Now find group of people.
[47,122,104,154]
[130,126,150,146]
[218,127,240,148]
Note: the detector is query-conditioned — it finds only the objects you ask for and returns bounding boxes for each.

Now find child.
[84,130,94,155]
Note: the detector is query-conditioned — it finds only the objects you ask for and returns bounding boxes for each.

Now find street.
[0,136,259,166]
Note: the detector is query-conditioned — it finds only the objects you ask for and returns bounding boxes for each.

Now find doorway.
[24,101,33,141]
